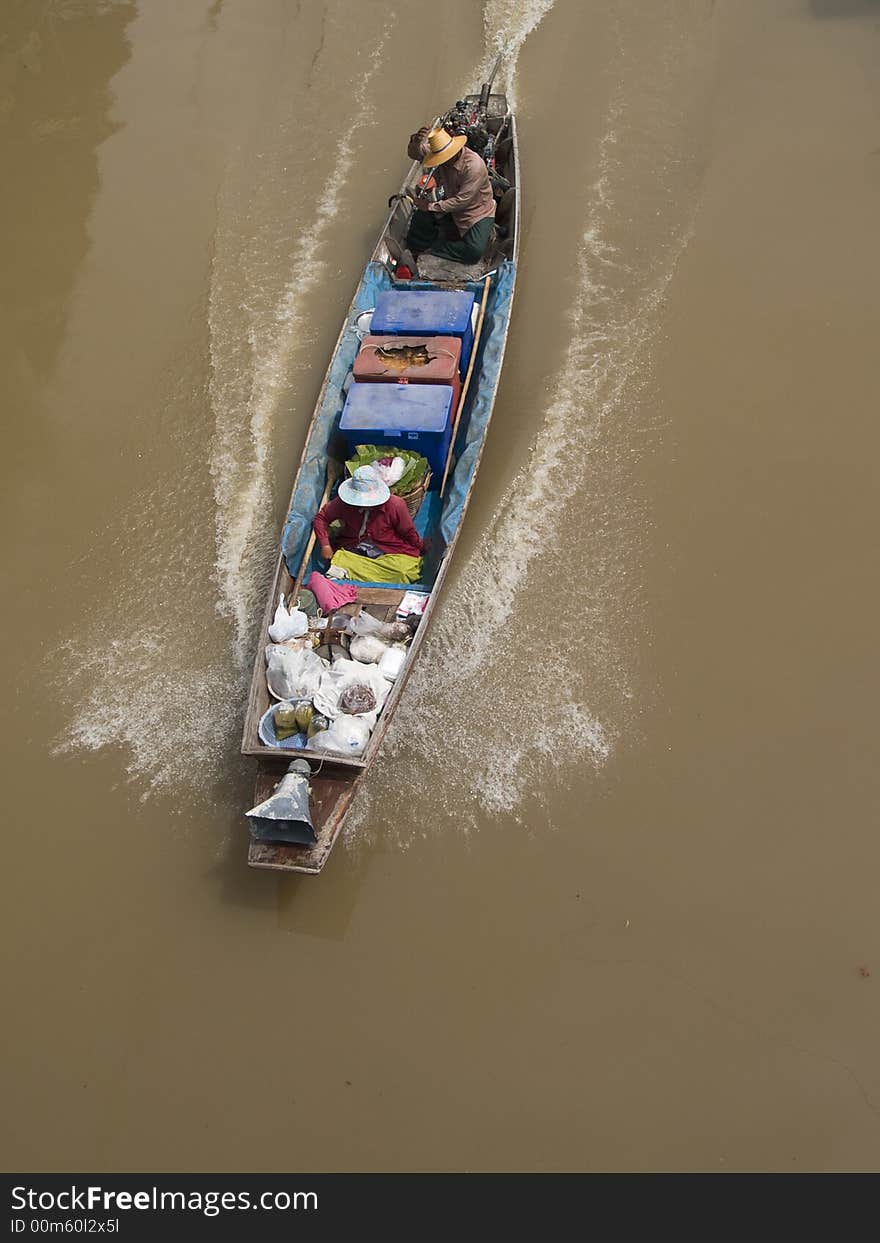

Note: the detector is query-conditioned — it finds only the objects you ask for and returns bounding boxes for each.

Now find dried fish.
[374,343,434,372]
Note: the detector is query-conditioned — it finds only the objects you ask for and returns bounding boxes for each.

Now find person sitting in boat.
[404,125,496,266]
[312,465,423,584]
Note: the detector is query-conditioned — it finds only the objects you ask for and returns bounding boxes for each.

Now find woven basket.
[399,467,431,518]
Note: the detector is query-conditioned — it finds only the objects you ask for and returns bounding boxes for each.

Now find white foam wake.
[209,27,392,665]
[477,0,556,105]
[59,28,396,799]
[345,70,703,843]
[340,4,724,842]
[59,630,242,802]
[355,120,631,832]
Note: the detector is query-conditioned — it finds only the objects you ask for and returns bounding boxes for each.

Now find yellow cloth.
[330,550,422,584]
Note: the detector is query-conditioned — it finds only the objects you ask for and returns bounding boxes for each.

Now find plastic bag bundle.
[346,612,411,643]
[257,701,310,750]
[378,643,407,682]
[268,593,309,643]
[349,634,388,664]
[339,684,377,715]
[307,714,373,757]
[371,456,406,487]
[345,611,384,636]
[265,644,326,701]
[273,703,300,741]
[307,713,330,738]
[313,658,392,720]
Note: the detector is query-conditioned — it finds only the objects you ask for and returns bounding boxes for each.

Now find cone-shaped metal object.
[245,760,316,845]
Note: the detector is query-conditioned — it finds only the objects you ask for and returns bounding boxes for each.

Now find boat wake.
[344,6,718,847]
[206,1,552,667]
[477,0,556,105]
[58,628,243,803]
[346,131,631,845]
[58,25,395,799]
[56,3,554,805]
[209,25,393,666]
[57,1,715,840]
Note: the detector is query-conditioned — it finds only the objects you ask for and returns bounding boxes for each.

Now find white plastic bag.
[346,612,410,642]
[378,643,408,682]
[346,611,386,637]
[307,713,374,757]
[313,658,392,719]
[371,456,406,487]
[349,634,389,664]
[265,644,325,701]
[268,593,309,643]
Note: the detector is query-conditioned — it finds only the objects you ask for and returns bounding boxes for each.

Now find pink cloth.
[307,571,357,612]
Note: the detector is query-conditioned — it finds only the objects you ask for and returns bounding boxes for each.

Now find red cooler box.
[354,335,462,410]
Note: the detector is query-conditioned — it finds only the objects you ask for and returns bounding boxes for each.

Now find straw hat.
[337,465,390,508]
[421,126,467,168]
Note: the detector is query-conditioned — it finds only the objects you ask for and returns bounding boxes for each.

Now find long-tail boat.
[241,63,519,873]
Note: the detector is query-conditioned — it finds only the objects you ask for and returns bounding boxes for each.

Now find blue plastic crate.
[370,289,476,375]
[339,382,454,482]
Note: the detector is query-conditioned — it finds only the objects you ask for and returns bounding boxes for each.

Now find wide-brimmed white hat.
[337,465,390,507]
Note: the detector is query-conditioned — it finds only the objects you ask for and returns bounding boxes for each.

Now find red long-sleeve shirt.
[313,495,423,558]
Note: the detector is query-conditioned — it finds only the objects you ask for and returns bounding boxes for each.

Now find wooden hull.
[243,97,519,874]
[247,763,361,874]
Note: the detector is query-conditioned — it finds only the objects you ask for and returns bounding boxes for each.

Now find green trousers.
[406,211,494,264]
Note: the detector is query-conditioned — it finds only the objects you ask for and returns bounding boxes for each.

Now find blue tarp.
[439,262,515,545]
[281,260,516,586]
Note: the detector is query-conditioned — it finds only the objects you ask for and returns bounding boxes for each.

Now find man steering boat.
[403,124,496,266]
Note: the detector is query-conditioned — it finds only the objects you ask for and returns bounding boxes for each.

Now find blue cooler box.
[369,289,476,376]
[339,382,454,482]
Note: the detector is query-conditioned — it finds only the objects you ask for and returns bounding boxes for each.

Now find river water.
[2,0,879,1172]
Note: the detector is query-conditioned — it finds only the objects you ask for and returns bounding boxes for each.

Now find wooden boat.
[241,73,520,873]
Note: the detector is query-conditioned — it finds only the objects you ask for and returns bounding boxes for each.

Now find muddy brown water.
[2,0,879,1172]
